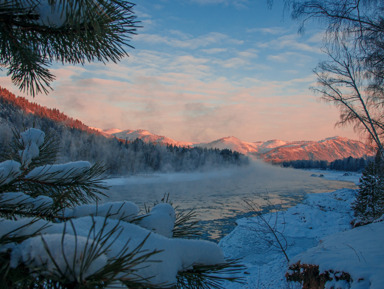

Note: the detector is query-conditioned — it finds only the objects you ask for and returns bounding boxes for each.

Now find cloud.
[187,0,249,9]
[184,102,216,117]
[267,51,313,65]
[246,27,287,35]
[211,49,258,69]
[135,31,243,50]
[201,48,228,54]
[259,33,322,54]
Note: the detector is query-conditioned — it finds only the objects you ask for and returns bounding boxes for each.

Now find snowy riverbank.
[219,181,384,288]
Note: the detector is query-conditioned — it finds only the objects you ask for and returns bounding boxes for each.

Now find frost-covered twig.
[244,198,290,262]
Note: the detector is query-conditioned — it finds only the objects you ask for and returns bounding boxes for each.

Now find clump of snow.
[3,215,225,287]
[26,161,91,182]
[10,234,108,281]
[0,160,21,184]
[290,220,384,289]
[0,218,50,240]
[137,203,176,237]
[0,192,53,210]
[65,201,139,221]
[18,128,45,167]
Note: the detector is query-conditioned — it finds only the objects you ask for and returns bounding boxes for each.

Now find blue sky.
[1,0,358,142]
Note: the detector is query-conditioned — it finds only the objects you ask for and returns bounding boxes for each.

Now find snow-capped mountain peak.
[103,128,124,135]
[108,129,194,147]
[102,128,375,163]
[198,135,375,162]
[198,136,259,155]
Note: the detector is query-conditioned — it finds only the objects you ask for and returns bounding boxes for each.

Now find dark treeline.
[280,156,374,172]
[0,88,248,175]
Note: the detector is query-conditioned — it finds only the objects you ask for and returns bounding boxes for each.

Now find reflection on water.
[103,162,357,241]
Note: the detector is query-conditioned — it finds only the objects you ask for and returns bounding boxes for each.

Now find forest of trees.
[281,156,374,172]
[0,88,249,175]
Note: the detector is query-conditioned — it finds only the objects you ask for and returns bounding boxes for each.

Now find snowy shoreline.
[218,171,384,288]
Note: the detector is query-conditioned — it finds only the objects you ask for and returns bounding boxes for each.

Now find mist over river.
[103,161,357,240]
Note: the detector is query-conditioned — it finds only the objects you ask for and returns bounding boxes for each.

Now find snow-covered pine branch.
[0,128,244,288]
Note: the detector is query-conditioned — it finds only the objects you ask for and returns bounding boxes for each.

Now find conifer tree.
[0,0,139,96]
[352,157,384,223]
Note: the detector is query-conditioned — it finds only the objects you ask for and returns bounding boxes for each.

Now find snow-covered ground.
[219,170,384,289]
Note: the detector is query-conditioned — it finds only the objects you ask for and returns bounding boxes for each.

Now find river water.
[103,162,357,241]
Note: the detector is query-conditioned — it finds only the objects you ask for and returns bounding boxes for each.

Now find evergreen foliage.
[352,158,384,222]
[281,156,373,172]
[0,0,139,96]
[0,128,244,288]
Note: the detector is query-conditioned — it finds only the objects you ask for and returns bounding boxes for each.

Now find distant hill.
[258,136,375,163]
[196,136,259,155]
[110,129,194,147]
[0,87,102,136]
[196,136,375,163]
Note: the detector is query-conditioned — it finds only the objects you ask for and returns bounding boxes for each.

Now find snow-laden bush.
[0,128,243,288]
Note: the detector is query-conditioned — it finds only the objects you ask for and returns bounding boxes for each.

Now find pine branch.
[20,162,109,209]
[176,259,246,289]
[1,128,59,168]
[1,128,109,211]
[0,0,140,96]
[173,208,202,239]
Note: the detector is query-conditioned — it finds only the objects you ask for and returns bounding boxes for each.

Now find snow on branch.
[137,203,176,238]
[0,160,21,185]
[26,161,91,182]
[0,192,53,211]
[18,128,45,167]
[64,201,140,222]
[2,215,227,287]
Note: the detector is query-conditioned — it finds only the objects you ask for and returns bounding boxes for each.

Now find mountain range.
[0,86,376,163]
[103,129,376,163]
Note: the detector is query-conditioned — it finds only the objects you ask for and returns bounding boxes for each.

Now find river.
[102,161,357,241]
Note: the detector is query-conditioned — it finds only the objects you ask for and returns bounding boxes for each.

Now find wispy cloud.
[259,33,322,54]
[267,51,313,65]
[187,0,249,9]
[201,48,228,54]
[246,27,287,35]
[135,31,243,50]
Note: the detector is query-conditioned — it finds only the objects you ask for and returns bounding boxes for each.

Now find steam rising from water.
[103,161,356,240]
